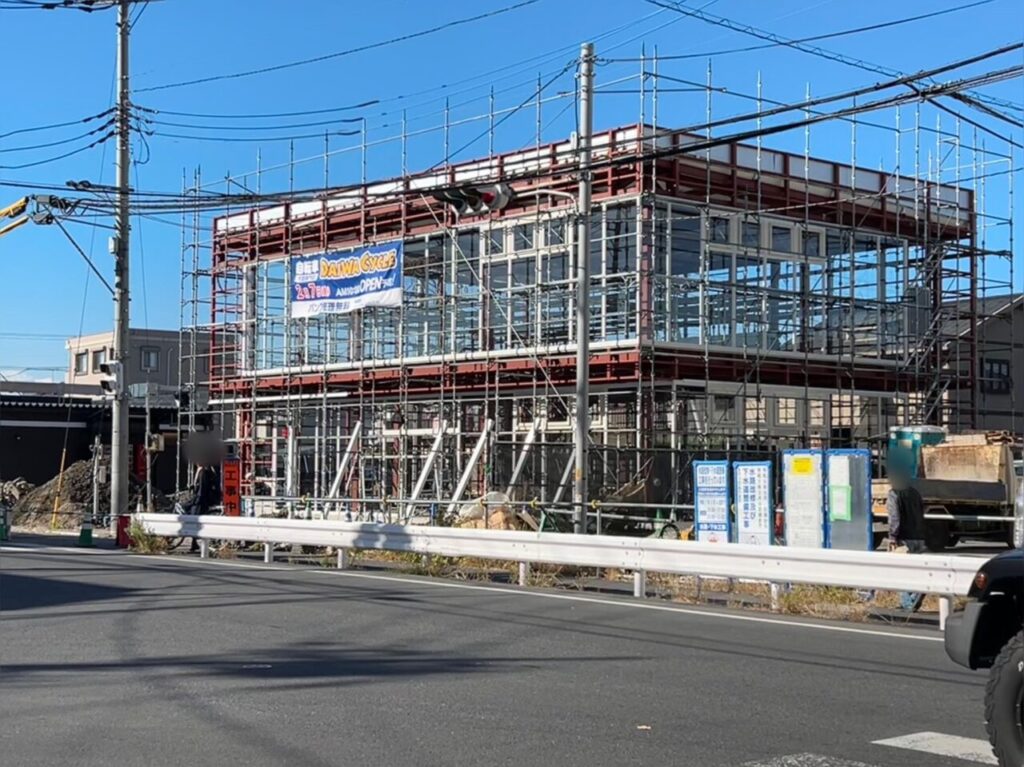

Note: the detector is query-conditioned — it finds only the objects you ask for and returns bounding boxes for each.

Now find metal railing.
[134,513,984,631]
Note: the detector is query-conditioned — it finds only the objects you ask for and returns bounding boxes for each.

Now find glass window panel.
[710,216,730,243]
[457,229,479,260]
[487,228,504,255]
[742,220,760,248]
[777,397,798,425]
[671,215,700,277]
[708,251,731,281]
[826,228,848,257]
[511,257,535,287]
[545,251,568,282]
[771,226,791,253]
[546,219,566,246]
[802,231,820,258]
[514,223,535,251]
[605,233,636,274]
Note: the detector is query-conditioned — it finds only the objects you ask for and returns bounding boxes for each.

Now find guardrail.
[134,513,986,631]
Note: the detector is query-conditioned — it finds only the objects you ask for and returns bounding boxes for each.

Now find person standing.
[183,461,222,552]
[887,469,927,611]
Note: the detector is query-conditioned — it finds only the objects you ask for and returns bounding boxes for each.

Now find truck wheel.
[985,632,1024,767]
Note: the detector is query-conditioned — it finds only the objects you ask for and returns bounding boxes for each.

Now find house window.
[983,358,1011,394]
[777,397,798,425]
[809,400,826,426]
[745,396,766,426]
[141,347,161,373]
[91,348,106,372]
[74,352,88,375]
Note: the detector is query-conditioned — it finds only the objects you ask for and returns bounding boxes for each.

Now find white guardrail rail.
[135,513,986,629]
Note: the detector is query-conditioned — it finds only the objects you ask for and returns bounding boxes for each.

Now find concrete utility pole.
[573,42,594,535]
[110,0,132,524]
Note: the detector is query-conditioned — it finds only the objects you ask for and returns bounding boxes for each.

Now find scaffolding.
[177,46,1018,527]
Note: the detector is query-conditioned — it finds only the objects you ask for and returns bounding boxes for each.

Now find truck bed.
[913,478,1008,505]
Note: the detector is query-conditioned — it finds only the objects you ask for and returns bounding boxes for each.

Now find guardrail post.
[770,583,781,613]
[263,543,272,564]
[337,548,349,570]
[633,569,647,598]
[518,562,529,587]
[939,596,952,631]
[199,539,209,559]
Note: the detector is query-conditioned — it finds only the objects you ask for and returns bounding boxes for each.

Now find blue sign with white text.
[291,240,403,317]
[694,460,731,544]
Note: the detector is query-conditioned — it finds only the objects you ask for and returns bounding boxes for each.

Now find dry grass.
[214,544,238,560]
[778,586,872,621]
[206,540,949,625]
[127,521,167,554]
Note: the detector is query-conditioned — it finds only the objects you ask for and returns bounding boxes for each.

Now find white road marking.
[119,551,944,643]
[873,732,997,765]
[742,756,877,767]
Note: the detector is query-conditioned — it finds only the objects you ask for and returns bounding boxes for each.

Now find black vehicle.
[946,549,1024,766]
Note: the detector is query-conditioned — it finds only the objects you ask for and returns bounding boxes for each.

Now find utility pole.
[573,42,594,535]
[145,388,152,512]
[110,0,132,524]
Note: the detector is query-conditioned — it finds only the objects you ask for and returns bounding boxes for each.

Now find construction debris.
[453,492,524,531]
[1,477,34,506]
[11,459,173,530]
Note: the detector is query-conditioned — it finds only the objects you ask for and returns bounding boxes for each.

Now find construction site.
[173,44,1018,532]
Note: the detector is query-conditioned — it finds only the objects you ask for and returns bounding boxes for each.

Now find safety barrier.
[134,513,986,630]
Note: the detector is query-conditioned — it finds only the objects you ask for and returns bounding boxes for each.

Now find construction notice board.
[734,461,773,546]
[825,449,873,551]
[782,450,824,548]
[694,461,731,544]
[222,456,241,517]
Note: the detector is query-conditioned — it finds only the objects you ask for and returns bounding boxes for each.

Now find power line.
[646,0,1023,115]
[78,56,1023,216]
[0,132,113,169]
[137,0,545,93]
[627,0,997,62]
[0,107,114,140]
[137,3,666,124]
[0,119,114,153]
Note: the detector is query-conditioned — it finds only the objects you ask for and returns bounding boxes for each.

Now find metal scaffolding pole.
[573,41,594,535]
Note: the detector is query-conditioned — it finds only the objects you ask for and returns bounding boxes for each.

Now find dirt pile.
[12,459,173,529]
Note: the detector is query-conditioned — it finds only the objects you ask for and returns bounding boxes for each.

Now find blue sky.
[0,0,1021,376]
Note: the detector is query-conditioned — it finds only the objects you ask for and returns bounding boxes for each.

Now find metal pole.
[573,42,594,535]
[92,435,101,527]
[110,0,132,523]
[145,389,152,512]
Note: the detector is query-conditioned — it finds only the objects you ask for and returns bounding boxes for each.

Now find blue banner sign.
[291,240,403,317]
[694,460,731,544]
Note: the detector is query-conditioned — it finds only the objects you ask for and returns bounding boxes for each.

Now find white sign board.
[734,461,773,546]
[783,450,825,549]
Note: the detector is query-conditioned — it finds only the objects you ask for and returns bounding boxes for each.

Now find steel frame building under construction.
[177,46,1017,528]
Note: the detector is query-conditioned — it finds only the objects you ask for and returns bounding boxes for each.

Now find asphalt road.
[0,537,994,767]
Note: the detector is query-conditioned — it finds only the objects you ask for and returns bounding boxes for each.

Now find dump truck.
[871,426,1021,551]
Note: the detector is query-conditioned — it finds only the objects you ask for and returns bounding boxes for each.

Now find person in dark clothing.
[887,470,927,611]
[182,462,221,552]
